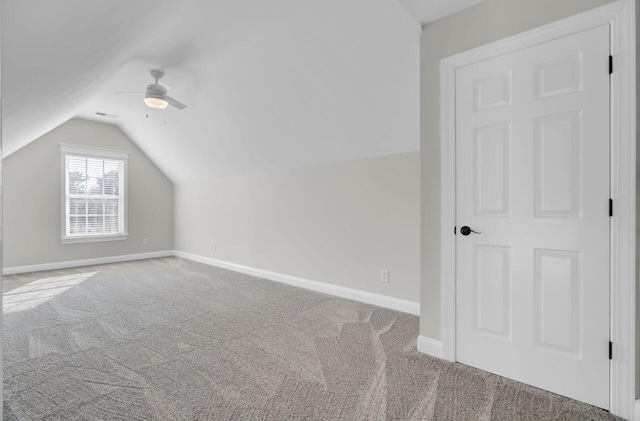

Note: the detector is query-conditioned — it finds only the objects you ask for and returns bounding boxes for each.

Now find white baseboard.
[173,250,420,315]
[4,250,420,316]
[417,335,443,359]
[3,251,174,275]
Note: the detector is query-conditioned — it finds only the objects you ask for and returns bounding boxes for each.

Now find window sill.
[61,234,128,245]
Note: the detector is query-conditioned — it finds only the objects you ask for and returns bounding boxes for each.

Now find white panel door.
[455,25,610,409]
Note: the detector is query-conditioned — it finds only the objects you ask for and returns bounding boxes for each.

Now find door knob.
[460,226,481,236]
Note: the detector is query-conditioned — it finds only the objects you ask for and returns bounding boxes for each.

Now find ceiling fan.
[115,69,187,110]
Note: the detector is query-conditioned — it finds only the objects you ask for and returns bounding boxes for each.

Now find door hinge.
[609,341,613,360]
[609,199,613,217]
[609,55,613,75]
[454,226,457,235]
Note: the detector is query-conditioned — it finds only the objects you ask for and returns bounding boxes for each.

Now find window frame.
[60,144,129,244]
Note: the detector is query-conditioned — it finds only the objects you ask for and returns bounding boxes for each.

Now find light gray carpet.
[3,257,617,420]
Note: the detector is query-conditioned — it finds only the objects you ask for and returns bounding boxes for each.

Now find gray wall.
[420,0,617,339]
[3,118,174,268]
[175,152,420,302]
[636,0,640,399]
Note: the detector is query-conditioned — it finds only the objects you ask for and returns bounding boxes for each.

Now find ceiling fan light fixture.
[144,93,168,110]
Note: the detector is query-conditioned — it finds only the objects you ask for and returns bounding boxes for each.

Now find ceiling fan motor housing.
[144,87,169,109]
[146,83,167,95]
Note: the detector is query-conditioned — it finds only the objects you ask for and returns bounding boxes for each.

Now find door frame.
[439,1,636,418]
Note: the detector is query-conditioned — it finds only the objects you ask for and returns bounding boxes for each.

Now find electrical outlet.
[381,269,390,283]
[143,238,149,246]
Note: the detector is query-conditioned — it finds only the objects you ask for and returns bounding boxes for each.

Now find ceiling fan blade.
[166,95,187,110]
[158,80,171,91]
[113,91,145,95]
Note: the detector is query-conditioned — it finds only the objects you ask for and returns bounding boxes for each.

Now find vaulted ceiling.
[396,0,484,23]
[2,0,481,183]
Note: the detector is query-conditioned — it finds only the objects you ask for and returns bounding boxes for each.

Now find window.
[60,144,128,244]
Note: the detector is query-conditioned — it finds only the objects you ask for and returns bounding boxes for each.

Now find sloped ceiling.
[397,0,484,23]
[2,1,460,183]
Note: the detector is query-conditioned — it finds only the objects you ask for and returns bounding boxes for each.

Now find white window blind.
[64,153,125,238]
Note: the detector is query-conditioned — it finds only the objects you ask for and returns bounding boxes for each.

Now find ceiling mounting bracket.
[149,69,165,82]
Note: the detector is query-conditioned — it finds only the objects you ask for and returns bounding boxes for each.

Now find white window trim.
[437,1,635,419]
[60,143,129,160]
[60,144,129,244]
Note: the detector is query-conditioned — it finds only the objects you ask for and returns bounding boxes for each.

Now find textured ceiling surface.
[3,1,470,182]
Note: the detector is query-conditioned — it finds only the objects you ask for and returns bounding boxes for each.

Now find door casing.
[438,1,636,418]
